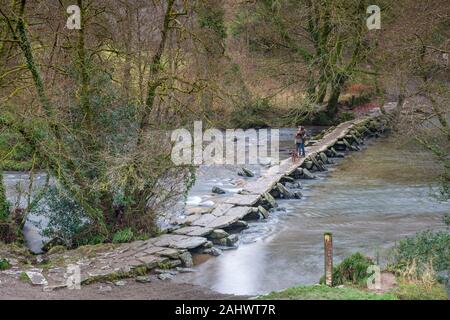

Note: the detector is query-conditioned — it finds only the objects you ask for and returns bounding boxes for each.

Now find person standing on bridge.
[295,126,306,157]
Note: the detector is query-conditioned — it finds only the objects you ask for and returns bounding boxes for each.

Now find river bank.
[0,104,414,297]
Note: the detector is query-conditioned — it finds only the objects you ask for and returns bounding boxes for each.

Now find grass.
[19,271,31,283]
[258,285,397,300]
[112,228,134,244]
[394,282,448,300]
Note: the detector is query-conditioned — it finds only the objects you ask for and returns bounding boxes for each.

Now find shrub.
[320,252,374,287]
[30,186,89,247]
[0,258,11,270]
[0,174,10,221]
[391,230,450,275]
[112,228,134,243]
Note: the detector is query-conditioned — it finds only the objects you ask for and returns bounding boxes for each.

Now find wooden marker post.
[324,232,333,286]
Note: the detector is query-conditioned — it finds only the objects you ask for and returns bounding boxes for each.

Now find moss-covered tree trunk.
[0,174,9,221]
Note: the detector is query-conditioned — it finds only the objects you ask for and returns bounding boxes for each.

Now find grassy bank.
[258,285,397,300]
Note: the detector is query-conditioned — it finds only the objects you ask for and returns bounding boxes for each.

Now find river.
[2,127,449,294]
[176,133,449,295]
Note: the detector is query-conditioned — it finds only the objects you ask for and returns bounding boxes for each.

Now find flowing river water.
[2,127,449,296]
[176,131,449,296]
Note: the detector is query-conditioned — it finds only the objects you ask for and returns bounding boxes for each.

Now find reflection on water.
[177,136,449,295]
[2,172,50,253]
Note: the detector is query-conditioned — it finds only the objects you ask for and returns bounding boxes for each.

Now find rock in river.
[276,183,294,199]
[203,247,222,256]
[212,186,226,194]
[238,167,255,177]
[179,251,194,268]
[226,234,239,246]
[301,168,316,179]
[209,229,229,239]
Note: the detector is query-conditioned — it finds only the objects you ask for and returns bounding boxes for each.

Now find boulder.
[285,181,302,189]
[280,176,295,184]
[262,192,277,209]
[226,234,239,246]
[343,138,359,151]
[334,141,346,151]
[158,273,175,281]
[276,183,294,199]
[25,270,48,286]
[136,276,152,283]
[212,186,226,194]
[179,251,194,268]
[328,147,338,157]
[209,229,229,239]
[167,259,182,268]
[301,168,316,179]
[202,241,213,249]
[113,280,127,287]
[211,237,228,246]
[303,160,314,170]
[311,156,326,171]
[203,247,222,256]
[232,220,249,229]
[244,207,262,220]
[238,167,254,177]
[319,152,328,164]
[290,168,303,179]
[293,191,303,199]
[257,206,269,219]
[269,188,281,199]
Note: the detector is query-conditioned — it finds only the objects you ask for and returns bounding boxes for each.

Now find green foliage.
[394,282,448,300]
[259,285,397,300]
[0,174,10,221]
[320,252,374,287]
[19,272,31,283]
[391,230,450,275]
[112,228,134,244]
[30,186,90,247]
[0,258,11,270]
[0,130,34,171]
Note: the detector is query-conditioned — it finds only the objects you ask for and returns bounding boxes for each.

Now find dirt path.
[0,273,246,300]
